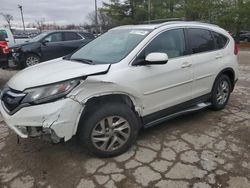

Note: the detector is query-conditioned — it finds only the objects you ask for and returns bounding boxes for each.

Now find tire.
[23,54,40,67]
[78,102,140,157]
[210,75,232,111]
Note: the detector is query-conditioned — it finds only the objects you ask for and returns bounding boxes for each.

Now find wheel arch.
[214,68,236,92]
[74,93,143,135]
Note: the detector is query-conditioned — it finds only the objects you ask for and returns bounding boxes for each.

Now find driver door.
[41,32,65,61]
[125,29,194,117]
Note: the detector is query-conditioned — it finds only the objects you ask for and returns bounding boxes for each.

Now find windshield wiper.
[69,58,95,65]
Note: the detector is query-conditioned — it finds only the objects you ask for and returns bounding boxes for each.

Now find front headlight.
[11,47,21,53]
[22,79,80,104]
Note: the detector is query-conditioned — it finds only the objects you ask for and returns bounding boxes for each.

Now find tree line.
[89,0,250,34]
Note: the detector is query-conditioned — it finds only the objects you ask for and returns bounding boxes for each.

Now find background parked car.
[10,30,95,68]
[239,32,250,42]
[231,30,250,43]
[13,35,30,44]
[0,28,15,46]
[0,33,10,68]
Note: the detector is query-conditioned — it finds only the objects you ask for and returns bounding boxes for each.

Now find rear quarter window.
[187,28,215,54]
[212,31,228,49]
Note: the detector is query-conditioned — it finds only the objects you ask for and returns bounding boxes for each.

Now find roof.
[112,21,220,30]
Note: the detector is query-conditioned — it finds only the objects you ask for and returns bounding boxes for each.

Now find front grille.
[1,87,26,113]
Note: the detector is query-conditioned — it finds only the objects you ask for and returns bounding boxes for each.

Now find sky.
[0,0,108,27]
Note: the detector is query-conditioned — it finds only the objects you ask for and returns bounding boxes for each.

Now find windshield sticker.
[129,30,149,36]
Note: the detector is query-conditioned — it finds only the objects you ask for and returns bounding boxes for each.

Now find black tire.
[23,54,40,68]
[210,75,232,111]
[78,102,140,157]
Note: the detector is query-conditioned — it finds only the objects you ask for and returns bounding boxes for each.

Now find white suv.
[0,22,239,157]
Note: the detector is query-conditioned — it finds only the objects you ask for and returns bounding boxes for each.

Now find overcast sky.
[0,0,108,27]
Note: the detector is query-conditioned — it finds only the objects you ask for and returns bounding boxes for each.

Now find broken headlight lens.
[22,79,80,104]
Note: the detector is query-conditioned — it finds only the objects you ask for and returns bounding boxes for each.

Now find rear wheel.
[210,75,231,110]
[23,54,40,67]
[78,102,140,157]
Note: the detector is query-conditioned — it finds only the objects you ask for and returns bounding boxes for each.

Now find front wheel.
[23,54,40,67]
[210,75,231,111]
[78,103,140,157]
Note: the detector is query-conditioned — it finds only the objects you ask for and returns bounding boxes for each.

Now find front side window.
[70,29,151,64]
[44,33,63,42]
[139,29,186,60]
[212,31,228,49]
[188,28,215,54]
[64,32,82,41]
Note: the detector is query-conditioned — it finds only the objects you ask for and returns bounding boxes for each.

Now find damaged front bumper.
[0,98,84,142]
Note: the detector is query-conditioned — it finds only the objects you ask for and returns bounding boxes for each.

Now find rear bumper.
[0,54,9,62]
[0,98,84,141]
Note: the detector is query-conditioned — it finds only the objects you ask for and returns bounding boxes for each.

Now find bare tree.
[1,13,13,30]
[85,11,114,33]
[35,19,45,32]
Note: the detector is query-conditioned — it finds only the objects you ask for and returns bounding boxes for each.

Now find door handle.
[215,54,223,59]
[181,62,192,68]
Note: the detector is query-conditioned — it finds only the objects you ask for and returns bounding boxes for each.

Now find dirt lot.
[0,51,250,188]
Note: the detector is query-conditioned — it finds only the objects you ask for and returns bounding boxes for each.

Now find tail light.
[0,41,10,54]
[234,42,238,55]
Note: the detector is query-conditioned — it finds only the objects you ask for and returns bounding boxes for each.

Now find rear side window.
[0,30,8,40]
[80,32,95,39]
[64,32,82,41]
[188,28,215,54]
[212,31,228,49]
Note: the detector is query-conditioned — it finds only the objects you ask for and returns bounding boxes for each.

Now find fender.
[212,67,235,92]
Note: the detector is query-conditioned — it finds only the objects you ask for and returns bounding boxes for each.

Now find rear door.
[62,32,84,55]
[186,28,220,98]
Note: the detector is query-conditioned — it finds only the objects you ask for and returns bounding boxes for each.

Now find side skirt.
[142,94,211,128]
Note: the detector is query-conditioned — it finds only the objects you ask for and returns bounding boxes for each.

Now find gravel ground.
[0,51,250,188]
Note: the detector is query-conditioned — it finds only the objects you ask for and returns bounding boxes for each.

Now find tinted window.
[80,32,95,39]
[212,32,228,49]
[188,28,215,54]
[144,29,186,59]
[44,33,63,42]
[64,32,82,41]
[0,30,8,40]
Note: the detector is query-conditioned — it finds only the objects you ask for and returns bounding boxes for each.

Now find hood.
[8,58,110,91]
[9,42,36,49]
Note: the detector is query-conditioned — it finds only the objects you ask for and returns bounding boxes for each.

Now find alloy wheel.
[216,80,229,105]
[26,56,40,67]
[91,116,131,152]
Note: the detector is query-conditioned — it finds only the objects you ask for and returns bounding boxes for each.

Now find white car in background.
[0,21,239,157]
[0,27,31,47]
[0,28,15,46]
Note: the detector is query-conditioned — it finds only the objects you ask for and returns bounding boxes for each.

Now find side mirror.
[42,40,49,45]
[145,52,168,64]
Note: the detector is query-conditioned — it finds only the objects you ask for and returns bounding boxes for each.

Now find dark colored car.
[240,32,250,42]
[0,34,10,68]
[232,31,250,43]
[10,30,95,68]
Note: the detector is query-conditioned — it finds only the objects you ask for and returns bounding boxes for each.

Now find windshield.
[29,32,49,42]
[70,29,151,64]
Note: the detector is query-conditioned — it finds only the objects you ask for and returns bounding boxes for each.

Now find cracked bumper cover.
[0,98,84,141]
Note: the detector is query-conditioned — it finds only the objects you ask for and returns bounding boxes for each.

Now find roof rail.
[154,20,220,29]
[142,17,186,24]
